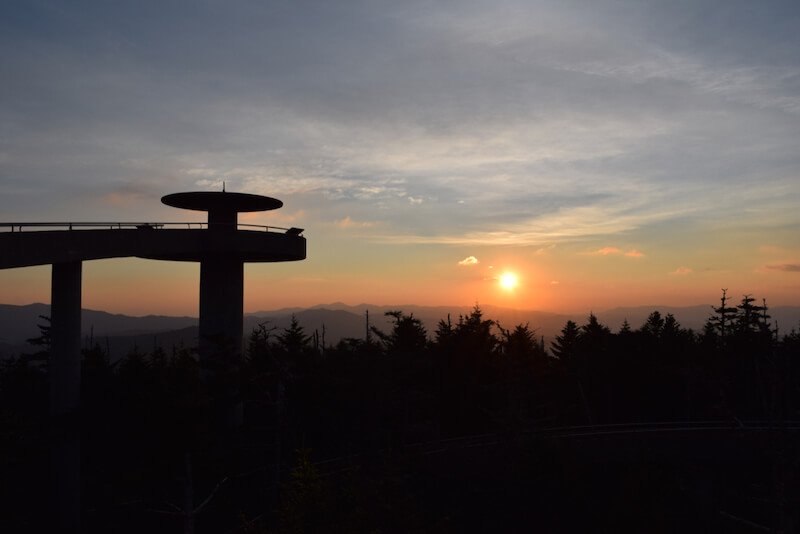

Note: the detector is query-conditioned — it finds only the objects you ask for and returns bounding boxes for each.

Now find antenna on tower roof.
[223,181,226,192]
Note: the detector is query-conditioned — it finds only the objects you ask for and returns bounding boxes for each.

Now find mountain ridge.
[2,302,799,359]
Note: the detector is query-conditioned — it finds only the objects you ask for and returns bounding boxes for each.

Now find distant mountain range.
[2,302,799,360]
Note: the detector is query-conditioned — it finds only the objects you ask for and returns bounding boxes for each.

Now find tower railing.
[0,222,302,234]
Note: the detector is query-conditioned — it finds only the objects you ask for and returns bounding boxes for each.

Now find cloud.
[557,53,800,115]
[550,280,560,285]
[378,196,694,247]
[3,0,800,279]
[759,245,790,255]
[97,181,162,207]
[590,246,645,257]
[765,263,800,272]
[334,216,377,229]
[240,209,306,224]
[672,267,693,275]
[102,191,146,206]
[458,256,479,266]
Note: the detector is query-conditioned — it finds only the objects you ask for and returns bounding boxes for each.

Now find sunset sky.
[2,1,799,316]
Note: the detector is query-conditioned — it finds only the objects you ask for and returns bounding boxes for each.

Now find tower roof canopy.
[162,191,283,212]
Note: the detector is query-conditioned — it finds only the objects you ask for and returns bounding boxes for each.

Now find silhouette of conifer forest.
[2,292,799,532]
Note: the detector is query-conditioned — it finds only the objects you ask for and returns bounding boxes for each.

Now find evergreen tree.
[708,288,739,340]
[501,323,546,371]
[640,311,665,339]
[734,295,771,336]
[371,311,428,356]
[551,320,580,364]
[23,315,51,369]
[580,314,612,345]
[618,319,632,335]
[434,314,454,345]
[277,315,312,359]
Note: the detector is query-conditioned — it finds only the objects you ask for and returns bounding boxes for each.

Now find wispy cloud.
[557,53,800,115]
[590,247,644,257]
[759,245,792,256]
[240,210,306,224]
[102,191,147,206]
[594,247,621,256]
[458,256,479,266]
[672,267,693,275]
[370,201,690,246]
[765,264,800,272]
[334,216,377,229]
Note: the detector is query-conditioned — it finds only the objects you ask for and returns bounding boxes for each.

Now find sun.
[498,271,519,291]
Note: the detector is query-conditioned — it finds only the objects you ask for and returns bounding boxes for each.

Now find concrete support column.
[199,257,244,361]
[208,208,237,230]
[199,257,244,428]
[50,261,82,416]
[49,261,82,533]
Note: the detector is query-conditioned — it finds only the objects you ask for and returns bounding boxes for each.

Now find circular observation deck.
[161,191,283,212]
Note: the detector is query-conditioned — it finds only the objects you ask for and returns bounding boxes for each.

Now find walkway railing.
[0,222,302,234]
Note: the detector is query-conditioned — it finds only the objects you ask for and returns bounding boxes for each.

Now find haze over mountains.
[3,302,800,360]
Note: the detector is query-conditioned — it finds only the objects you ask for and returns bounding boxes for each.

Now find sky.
[1,0,799,316]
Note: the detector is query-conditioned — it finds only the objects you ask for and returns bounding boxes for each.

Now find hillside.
[3,302,799,359]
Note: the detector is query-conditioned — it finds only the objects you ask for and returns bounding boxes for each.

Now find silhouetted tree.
[551,320,580,364]
[640,311,665,339]
[500,323,546,372]
[735,295,772,337]
[431,306,499,433]
[496,323,547,432]
[25,314,51,360]
[277,315,312,360]
[371,310,428,356]
[82,342,113,405]
[708,288,739,342]
[434,314,454,345]
[618,319,632,335]
[9,294,798,532]
[579,313,612,356]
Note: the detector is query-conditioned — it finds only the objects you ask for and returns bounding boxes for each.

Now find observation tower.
[159,191,302,368]
[1,188,305,532]
[0,190,306,414]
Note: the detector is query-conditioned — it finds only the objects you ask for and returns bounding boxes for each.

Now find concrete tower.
[1,190,306,413]
[161,191,291,364]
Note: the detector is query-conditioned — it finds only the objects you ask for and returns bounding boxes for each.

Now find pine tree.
[709,288,739,339]
[371,311,428,356]
[434,314,454,345]
[276,315,311,359]
[735,294,771,335]
[551,320,580,364]
[640,311,665,339]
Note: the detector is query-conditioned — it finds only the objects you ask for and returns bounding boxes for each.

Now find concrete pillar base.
[49,261,82,532]
[199,257,244,428]
[50,261,82,415]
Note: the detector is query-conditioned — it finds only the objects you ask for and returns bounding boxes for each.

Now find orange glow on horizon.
[2,246,800,317]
